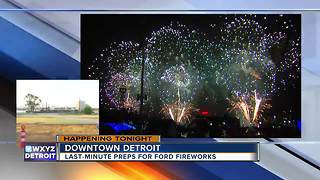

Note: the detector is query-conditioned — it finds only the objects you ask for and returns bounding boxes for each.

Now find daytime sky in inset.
[17,80,99,108]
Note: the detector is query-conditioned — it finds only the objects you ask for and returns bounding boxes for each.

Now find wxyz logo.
[31,146,55,152]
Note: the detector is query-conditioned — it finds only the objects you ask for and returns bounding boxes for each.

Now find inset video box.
[24,135,259,162]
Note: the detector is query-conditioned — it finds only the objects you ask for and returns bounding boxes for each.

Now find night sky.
[81,14,300,69]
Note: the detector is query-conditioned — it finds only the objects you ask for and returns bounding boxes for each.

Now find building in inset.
[76,99,86,112]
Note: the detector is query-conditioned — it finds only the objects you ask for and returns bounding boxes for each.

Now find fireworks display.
[214,17,299,97]
[145,22,216,114]
[229,91,272,127]
[90,42,144,110]
[83,14,300,134]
